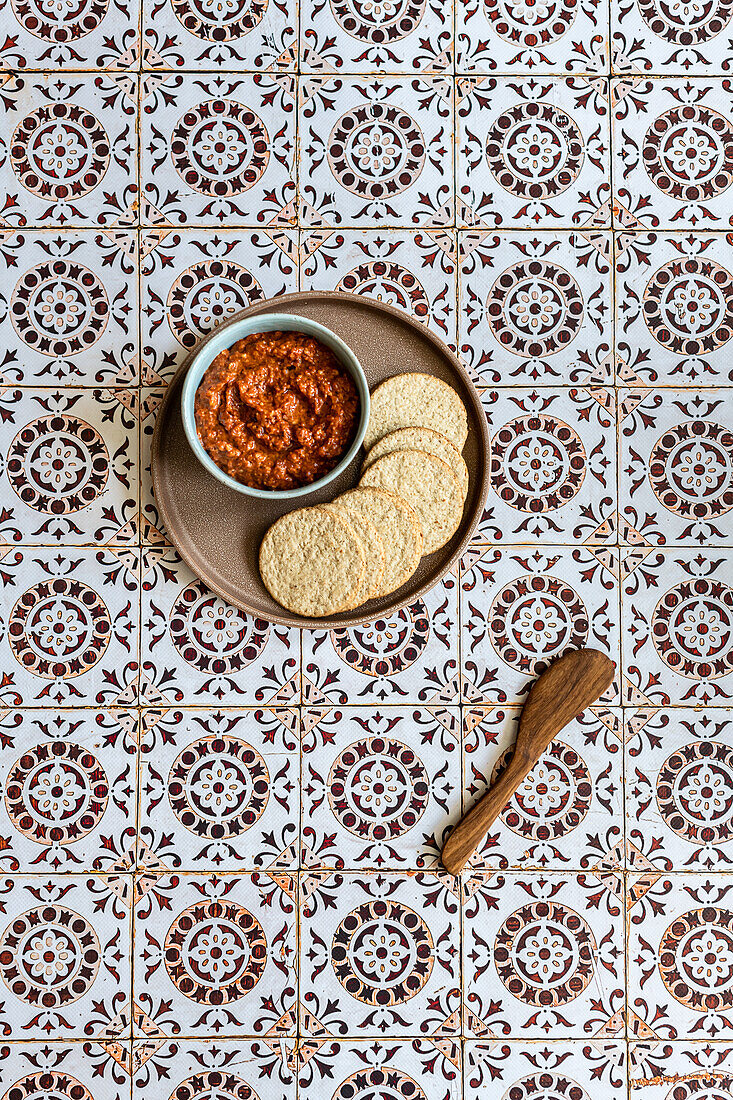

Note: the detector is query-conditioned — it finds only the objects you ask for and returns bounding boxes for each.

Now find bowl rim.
[180,312,370,500]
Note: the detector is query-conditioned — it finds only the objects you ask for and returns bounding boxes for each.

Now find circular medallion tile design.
[164,899,267,1004]
[332,899,434,1006]
[5,741,109,847]
[486,102,584,200]
[500,1073,591,1100]
[171,0,267,41]
[660,906,733,1011]
[336,261,430,319]
[494,900,596,1006]
[643,259,733,356]
[10,104,110,201]
[2,1071,94,1100]
[487,260,584,358]
[7,415,109,515]
[0,905,100,1007]
[643,106,733,203]
[492,741,592,841]
[488,576,590,674]
[490,414,586,513]
[170,1072,259,1100]
[168,735,270,840]
[333,1068,428,1100]
[167,259,264,349]
[169,581,269,676]
[649,421,733,521]
[656,741,733,845]
[10,260,110,357]
[9,0,110,42]
[331,604,430,677]
[328,104,426,199]
[652,578,733,680]
[483,0,578,49]
[329,0,428,41]
[637,0,733,45]
[328,736,430,841]
[9,579,112,680]
[170,100,270,198]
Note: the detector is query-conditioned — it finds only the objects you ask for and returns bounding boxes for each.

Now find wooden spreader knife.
[441,647,615,876]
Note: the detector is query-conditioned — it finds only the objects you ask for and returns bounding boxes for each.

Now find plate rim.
[151,289,491,630]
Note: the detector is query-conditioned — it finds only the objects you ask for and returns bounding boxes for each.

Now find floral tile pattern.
[6,0,733,1093]
[141,229,298,383]
[0,231,139,386]
[457,77,611,229]
[463,871,625,1037]
[463,705,623,869]
[299,77,454,227]
[464,1041,626,1099]
[459,231,613,386]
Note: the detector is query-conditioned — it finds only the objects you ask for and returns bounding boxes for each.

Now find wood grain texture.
[441,648,615,876]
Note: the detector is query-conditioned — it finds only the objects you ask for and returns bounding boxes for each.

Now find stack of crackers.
[259,373,469,618]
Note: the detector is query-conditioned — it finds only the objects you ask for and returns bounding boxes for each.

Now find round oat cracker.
[319,500,385,607]
[359,449,463,555]
[333,487,423,597]
[363,372,468,452]
[259,507,365,617]
[363,427,469,501]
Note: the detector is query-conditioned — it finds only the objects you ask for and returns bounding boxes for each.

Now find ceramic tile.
[616,232,733,387]
[0,1043,130,1100]
[625,706,733,871]
[141,73,296,227]
[0,75,138,229]
[0,388,138,545]
[463,704,623,869]
[612,78,733,231]
[613,2,733,74]
[0,231,139,386]
[457,77,611,229]
[138,707,300,871]
[621,547,733,706]
[459,231,613,387]
[299,870,460,1036]
[629,1042,733,1095]
[140,230,298,384]
[477,387,617,543]
[626,873,733,1039]
[462,871,625,1037]
[301,576,458,703]
[0,546,139,707]
[464,1041,626,1099]
[142,0,297,71]
[459,544,621,704]
[299,1040,461,1098]
[0,708,138,873]
[140,546,300,705]
[298,76,454,228]
[456,0,610,75]
[300,0,453,74]
[0,875,131,1039]
[132,1038,296,1097]
[301,705,462,869]
[301,229,457,349]
[619,389,733,546]
[133,872,297,1037]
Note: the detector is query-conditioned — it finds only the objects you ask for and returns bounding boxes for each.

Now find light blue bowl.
[181,313,370,500]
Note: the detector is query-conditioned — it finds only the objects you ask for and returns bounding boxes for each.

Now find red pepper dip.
[194,330,359,491]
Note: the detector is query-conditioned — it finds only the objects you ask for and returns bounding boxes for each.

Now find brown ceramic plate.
[151,291,490,629]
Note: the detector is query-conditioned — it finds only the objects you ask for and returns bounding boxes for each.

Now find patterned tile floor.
[2,2,733,1098]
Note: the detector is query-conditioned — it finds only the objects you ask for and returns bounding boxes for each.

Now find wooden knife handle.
[441,741,542,876]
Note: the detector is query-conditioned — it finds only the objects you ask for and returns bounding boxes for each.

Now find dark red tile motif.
[1,0,732,1092]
